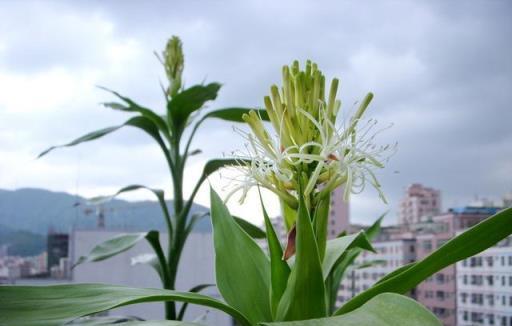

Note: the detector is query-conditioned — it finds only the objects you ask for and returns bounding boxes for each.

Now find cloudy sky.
[0,1,510,225]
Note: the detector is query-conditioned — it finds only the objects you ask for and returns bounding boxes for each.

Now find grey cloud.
[0,0,511,224]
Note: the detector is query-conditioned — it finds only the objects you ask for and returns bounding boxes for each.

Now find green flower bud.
[163,36,184,97]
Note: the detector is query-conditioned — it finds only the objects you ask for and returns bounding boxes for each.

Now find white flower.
[227,60,396,210]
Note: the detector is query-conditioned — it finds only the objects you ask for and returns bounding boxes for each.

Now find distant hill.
[0,224,46,256]
[0,188,211,235]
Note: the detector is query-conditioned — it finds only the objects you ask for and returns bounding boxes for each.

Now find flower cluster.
[228,60,395,209]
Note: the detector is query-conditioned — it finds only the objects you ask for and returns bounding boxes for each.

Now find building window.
[508,256,512,266]
[502,256,506,266]
[487,256,494,267]
[487,275,494,286]
[470,257,483,267]
[422,240,432,250]
[487,294,495,306]
[503,276,507,286]
[488,314,495,325]
[463,311,468,321]
[463,275,468,285]
[461,293,468,303]
[471,312,484,323]
[471,293,483,305]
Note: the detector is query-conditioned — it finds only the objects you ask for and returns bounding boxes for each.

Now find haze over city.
[0,1,511,224]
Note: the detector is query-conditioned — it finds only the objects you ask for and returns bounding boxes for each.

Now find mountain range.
[0,188,211,236]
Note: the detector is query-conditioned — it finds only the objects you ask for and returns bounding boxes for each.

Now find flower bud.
[164,36,184,97]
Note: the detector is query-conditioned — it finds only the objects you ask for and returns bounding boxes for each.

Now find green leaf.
[261,293,440,326]
[177,284,214,320]
[260,193,291,318]
[275,194,326,321]
[375,262,416,285]
[168,83,221,135]
[38,116,168,160]
[74,232,150,267]
[99,87,170,138]
[69,316,201,325]
[234,215,266,239]
[204,107,270,122]
[322,231,375,279]
[336,207,512,315]
[210,187,272,324]
[280,199,296,231]
[130,253,163,279]
[0,283,251,326]
[353,259,386,270]
[313,198,330,262]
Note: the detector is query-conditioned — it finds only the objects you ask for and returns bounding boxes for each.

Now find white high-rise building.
[456,236,512,326]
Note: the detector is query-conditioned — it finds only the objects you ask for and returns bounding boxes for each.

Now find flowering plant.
[1,59,511,326]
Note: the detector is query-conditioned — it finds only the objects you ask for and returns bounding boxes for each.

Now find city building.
[47,232,69,273]
[328,186,350,238]
[337,235,416,306]
[398,183,441,225]
[415,207,502,326]
[456,236,512,326]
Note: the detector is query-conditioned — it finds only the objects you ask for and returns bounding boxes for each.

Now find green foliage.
[261,194,290,318]
[0,284,251,326]
[210,188,272,324]
[35,36,262,321]
[275,194,326,321]
[74,232,151,267]
[261,293,441,326]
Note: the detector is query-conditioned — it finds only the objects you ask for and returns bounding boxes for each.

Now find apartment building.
[337,232,416,305]
[416,207,502,326]
[457,237,512,326]
[398,183,441,225]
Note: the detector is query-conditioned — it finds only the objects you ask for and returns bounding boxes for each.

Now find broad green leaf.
[38,116,169,160]
[70,316,200,325]
[204,107,269,122]
[234,215,266,239]
[202,158,248,177]
[280,199,296,231]
[74,232,149,267]
[130,253,162,279]
[261,293,440,326]
[177,284,214,320]
[0,284,251,326]
[353,259,386,270]
[375,262,416,285]
[210,188,272,324]
[322,231,375,279]
[89,185,173,235]
[99,87,170,138]
[260,193,291,318]
[276,194,326,321]
[336,207,512,315]
[168,83,221,135]
[313,198,330,262]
